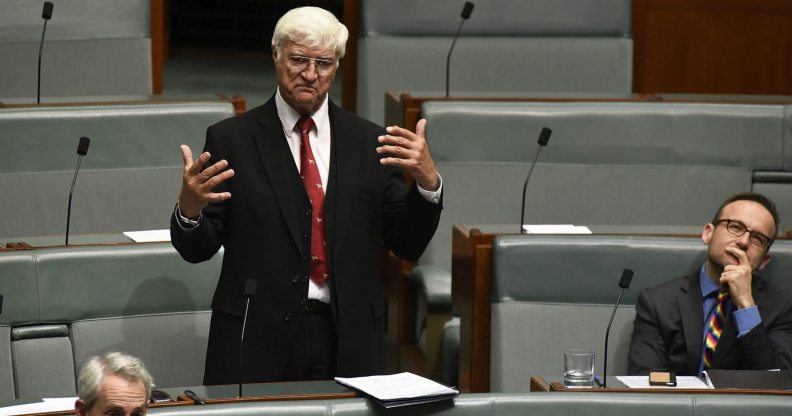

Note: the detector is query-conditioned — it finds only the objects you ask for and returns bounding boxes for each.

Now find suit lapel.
[252,100,303,251]
[679,273,705,375]
[324,102,360,269]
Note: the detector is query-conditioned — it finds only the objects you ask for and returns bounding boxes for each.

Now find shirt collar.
[699,263,720,299]
[274,87,330,135]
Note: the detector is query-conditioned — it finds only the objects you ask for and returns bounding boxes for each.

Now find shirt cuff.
[417,173,443,204]
[174,204,201,229]
[734,305,761,337]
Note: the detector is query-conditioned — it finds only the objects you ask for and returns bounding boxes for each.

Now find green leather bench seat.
[0,243,221,399]
[0,101,236,238]
[0,0,152,99]
[489,235,792,392]
[147,393,792,416]
[357,0,633,124]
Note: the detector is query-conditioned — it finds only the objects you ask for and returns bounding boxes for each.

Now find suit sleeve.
[380,165,442,262]
[739,292,792,370]
[170,125,228,263]
[628,288,671,375]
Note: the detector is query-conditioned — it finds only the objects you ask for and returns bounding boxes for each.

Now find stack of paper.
[335,372,459,408]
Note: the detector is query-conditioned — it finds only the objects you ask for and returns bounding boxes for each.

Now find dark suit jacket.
[170,97,442,384]
[628,271,792,375]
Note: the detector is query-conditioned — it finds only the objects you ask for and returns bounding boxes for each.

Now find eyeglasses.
[714,219,773,248]
[284,55,337,76]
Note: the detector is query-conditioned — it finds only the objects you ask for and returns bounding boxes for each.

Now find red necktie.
[297,116,328,286]
[702,291,729,370]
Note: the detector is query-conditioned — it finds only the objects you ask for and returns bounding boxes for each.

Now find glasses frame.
[284,54,337,76]
[714,219,772,249]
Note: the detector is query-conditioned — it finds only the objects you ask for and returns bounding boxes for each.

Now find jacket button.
[292,275,300,284]
[302,275,310,283]
[305,209,311,216]
[303,254,309,261]
[303,232,309,239]
[284,313,292,322]
[300,297,307,305]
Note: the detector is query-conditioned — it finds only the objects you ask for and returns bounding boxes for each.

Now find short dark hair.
[711,192,780,245]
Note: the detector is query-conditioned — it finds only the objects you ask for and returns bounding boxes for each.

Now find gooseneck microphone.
[65,137,90,245]
[445,2,474,97]
[602,269,633,388]
[37,1,54,104]
[239,278,257,398]
[519,127,552,233]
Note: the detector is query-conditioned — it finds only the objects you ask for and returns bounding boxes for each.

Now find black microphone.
[519,127,552,233]
[238,278,257,398]
[445,1,474,97]
[37,1,54,104]
[65,137,90,245]
[0,294,3,315]
[602,268,633,388]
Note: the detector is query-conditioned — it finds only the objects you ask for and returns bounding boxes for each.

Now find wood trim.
[341,0,359,113]
[150,0,166,94]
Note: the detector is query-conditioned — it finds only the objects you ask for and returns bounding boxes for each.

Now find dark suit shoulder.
[328,101,386,135]
[641,273,695,298]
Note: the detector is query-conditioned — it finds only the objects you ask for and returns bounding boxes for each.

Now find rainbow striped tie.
[702,291,730,370]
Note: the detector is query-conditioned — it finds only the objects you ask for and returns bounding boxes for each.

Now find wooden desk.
[384,91,654,130]
[529,376,792,396]
[452,224,712,393]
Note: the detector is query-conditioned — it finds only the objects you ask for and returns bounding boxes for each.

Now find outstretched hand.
[376,119,439,191]
[178,144,234,219]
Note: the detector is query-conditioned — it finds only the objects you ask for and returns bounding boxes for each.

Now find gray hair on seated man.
[75,351,154,416]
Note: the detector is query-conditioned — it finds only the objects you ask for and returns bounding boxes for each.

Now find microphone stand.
[519,128,552,233]
[445,2,474,97]
[603,269,633,388]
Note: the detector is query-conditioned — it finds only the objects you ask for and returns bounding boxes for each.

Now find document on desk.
[335,372,459,408]
[123,229,171,242]
[0,397,77,416]
[522,224,592,234]
[616,376,712,389]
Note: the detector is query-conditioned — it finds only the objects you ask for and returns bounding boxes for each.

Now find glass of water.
[564,349,595,387]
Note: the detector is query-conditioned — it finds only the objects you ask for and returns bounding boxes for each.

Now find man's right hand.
[178,144,234,219]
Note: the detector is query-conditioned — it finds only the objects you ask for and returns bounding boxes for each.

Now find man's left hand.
[377,119,440,191]
[721,246,756,309]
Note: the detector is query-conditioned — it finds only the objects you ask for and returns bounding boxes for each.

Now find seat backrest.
[0,242,221,395]
[357,0,633,123]
[0,0,153,98]
[0,101,236,238]
[489,235,792,392]
[419,100,785,271]
[11,324,76,399]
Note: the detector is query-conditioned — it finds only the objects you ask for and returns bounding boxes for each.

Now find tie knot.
[297,116,315,135]
[717,291,730,302]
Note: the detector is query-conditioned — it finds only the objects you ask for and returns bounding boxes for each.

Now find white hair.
[271,7,348,61]
[77,351,154,410]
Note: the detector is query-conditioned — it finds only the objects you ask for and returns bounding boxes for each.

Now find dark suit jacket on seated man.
[628,192,792,376]
[169,7,442,384]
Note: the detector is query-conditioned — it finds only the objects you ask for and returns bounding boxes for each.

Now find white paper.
[123,229,171,242]
[335,372,458,401]
[616,375,712,389]
[522,224,593,234]
[0,397,77,416]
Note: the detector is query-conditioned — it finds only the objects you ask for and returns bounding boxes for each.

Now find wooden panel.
[151,0,166,94]
[341,0,359,113]
[633,0,792,95]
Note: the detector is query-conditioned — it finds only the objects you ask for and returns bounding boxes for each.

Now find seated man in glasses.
[628,192,792,375]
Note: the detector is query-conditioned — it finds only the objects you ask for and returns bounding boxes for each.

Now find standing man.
[628,192,792,375]
[75,352,153,416]
[171,7,442,384]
